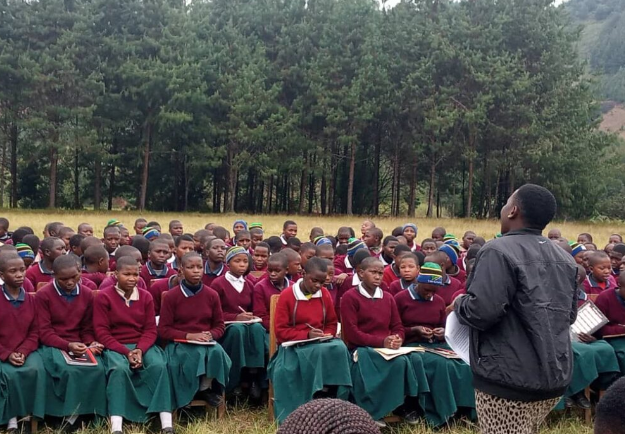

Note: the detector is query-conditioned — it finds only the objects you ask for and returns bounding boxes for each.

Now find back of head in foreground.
[277,398,380,434]
[595,377,625,434]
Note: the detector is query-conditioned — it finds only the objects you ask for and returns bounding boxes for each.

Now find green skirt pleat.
[101,345,172,422]
[268,339,352,423]
[38,346,107,417]
[0,352,46,425]
[349,346,428,421]
[218,323,266,391]
[165,342,232,409]
[409,343,475,427]
[606,337,625,374]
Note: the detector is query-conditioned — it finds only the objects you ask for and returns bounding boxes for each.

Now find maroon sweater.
[437,276,463,306]
[395,291,446,344]
[0,290,39,361]
[253,277,292,331]
[447,267,466,286]
[158,284,225,341]
[149,275,178,316]
[82,271,106,287]
[36,283,95,349]
[275,286,337,343]
[139,262,177,292]
[333,255,353,276]
[340,287,404,350]
[382,265,401,288]
[595,289,625,337]
[388,279,412,297]
[93,286,157,355]
[25,262,54,290]
[210,274,255,322]
[202,263,228,288]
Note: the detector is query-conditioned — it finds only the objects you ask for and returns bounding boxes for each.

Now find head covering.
[417,262,444,286]
[106,219,123,227]
[16,243,35,260]
[402,223,418,235]
[444,238,461,250]
[439,244,459,264]
[226,246,248,264]
[314,236,332,246]
[495,233,503,238]
[277,398,381,434]
[249,222,263,230]
[570,242,586,258]
[233,220,248,231]
[142,226,160,241]
[443,234,457,243]
[347,238,366,257]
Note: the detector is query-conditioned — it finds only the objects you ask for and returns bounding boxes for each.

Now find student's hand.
[308,328,326,339]
[433,328,445,341]
[187,332,212,342]
[8,352,24,367]
[445,304,455,315]
[384,335,402,350]
[88,342,104,356]
[235,312,255,321]
[127,349,143,369]
[578,333,597,344]
[68,342,88,356]
[414,326,434,340]
[335,273,348,285]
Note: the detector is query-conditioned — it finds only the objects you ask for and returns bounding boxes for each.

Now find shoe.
[575,394,591,409]
[564,397,575,408]
[162,428,175,434]
[112,431,123,434]
[249,381,262,401]
[402,410,420,425]
[375,420,387,428]
[232,386,243,398]
[199,389,223,407]
[7,429,17,434]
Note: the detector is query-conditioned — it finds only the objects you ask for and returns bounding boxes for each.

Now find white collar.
[225,271,246,293]
[351,273,361,286]
[115,285,139,307]
[344,255,353,269]
[293,279,322,301]
[358,283,383,299]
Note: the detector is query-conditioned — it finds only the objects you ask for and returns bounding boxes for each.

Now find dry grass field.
[2,209,625,246]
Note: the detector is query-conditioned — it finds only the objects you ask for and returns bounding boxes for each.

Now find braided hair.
[277,399,380,434]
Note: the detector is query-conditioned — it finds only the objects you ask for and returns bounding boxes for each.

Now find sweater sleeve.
[596,294,625,337]
[80,292,96,344]
[341,295,385,348]
[322,289,338,336]
[253,284,270,331]
[389,297,404,340]
[275,291,308,343]
[158,292,186,341]
[36,290,71,350]
[209,292,226,341]
[213,282,238,322]
[93,294,129,356]
[25,267,37,289]
[136,295,157,354]
[17,300,40,357]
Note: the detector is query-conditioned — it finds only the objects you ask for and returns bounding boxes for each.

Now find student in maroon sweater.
[0,254,45,430]
[82,245,110,287]
[381,244,412,289]
[395,262,446,344]
[402,223,421,252]
[426,251,464,306]
[94,256,173,434]
[439,243,467,286]
[99,245,147,291]
[388,253,420,297]
[251,242,270,273]
[211,246,266,399]
[36,255,107,420]
[140,239,177,297]
[584,251,617,296]
[102,226,121,272]
[283,248,302,282]
[335,249,374,319]
[202,237,228,287]
[596,272,625,338]
[25,237,65,290]
[158,253,231,409]
[340,257,423,426]
[253,253,291,331]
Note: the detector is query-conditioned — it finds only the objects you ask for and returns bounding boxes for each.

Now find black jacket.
[456,228,578,401]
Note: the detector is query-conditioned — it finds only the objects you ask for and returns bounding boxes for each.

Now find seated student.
[82,246,110,287]
[333,238,366,276]
[119,227,131,247]
[58,227,75,252]
[250,227,264,251]
[335,249,376,319]
[595,377,625,434]
[202,238,228,287]
[102,226,121,271]
[395,262,475,426]
[68,233,85,260]
[425,251,463,306]
[0,218,11,244]
[251,242,270,274]
[77,223,94,238]
[382,244,412,288]
[253,253,291,331]
[142,226,161,242]
[439,242,466,286]
[336,227,353,247]
[402,224,420,252]
[282,248,302,282]
[36,255,107,422]
[192,229,210,254]
[168,220,183,237]
[596,273,625,374]
[0,254,45,431]
[280,220,298,247]
[379,236,398,267]
[235,230,253,255]
[169,234,195,272]
[158,252,231,409]
[584,251,617,295]
[300,243,317,270]
[15,243,35,269]
[269,257,352,422]
[316,242,335,261]
[25,237,65,289]
[609,234,623,245]
[388,253,421,297]
[309,227,324,243]
[147,221,162,233]
[140,239,177,293]
[570,242,587,267]
[323,261,338,306]
[341,257,428,427]
[266,236,283,255]
[363,228,383,256]
[360,220,375,240]
[286,237,301,253]
[610,243,625,278]
[159,234,176,265]
[100,246,147,291]
[133,218,147,236]
[420,238,437,256]
[93,256,173,434]
[461,231,477,251]
[578,233,593,245]
[547,228,562,241]
[10,228,32,247]
[233,220,248,238]
[44,222,64,239]
[211,246,266,399]
[431,227,446,242]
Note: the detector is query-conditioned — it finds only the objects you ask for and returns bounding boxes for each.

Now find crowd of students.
[0,216,624,432]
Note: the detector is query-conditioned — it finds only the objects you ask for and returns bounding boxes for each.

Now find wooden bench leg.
[268,382,275,422]
[584,387,592,425]
[30,417,38,433]
[218,393,226,419]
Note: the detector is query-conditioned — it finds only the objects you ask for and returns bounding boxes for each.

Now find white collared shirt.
[225,271,246,293]
[351,273,361,286]
[115,285,139,307]
[357,283,383,299]
[344,255,353,270]
[293,279,322,301]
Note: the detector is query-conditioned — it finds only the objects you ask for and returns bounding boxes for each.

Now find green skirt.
[101,345,172,422]
[165,342,232,409]
[38,346,107,417]
[268,339,352,423]
[409,342,475,427]
[349,346,429,421]
[0,352,46,425]
[218,323,266,392]
[605,337,625,374]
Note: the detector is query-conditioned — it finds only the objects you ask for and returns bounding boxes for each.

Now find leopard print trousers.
[475,390,561,434]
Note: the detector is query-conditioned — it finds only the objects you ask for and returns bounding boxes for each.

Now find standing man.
[454,184,577,434]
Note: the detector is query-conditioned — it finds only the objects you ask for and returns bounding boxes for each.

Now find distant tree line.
[0,0,619,218]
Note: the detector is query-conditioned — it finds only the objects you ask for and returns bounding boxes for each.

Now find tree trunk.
[108,136,117,211]
[267,175,273,213]
[139,122,152,211]
[391,147,398,217]
[49,146,58,208]
[298,151,307,214]
[73,147,80,209]
[94,154,101,210]
[225,149,237,213]
[320,164,327,215]
[173,150,180,211]
[0,132,6,208]
[346,142,356,216]
[10,124,17,208]
[426,158,436,218]
[308,153,315,214]
[466,137,475,218]
[407,153,417,217]
[373,124,381,215]
[183,154,190,211]
[329,141,337,214]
